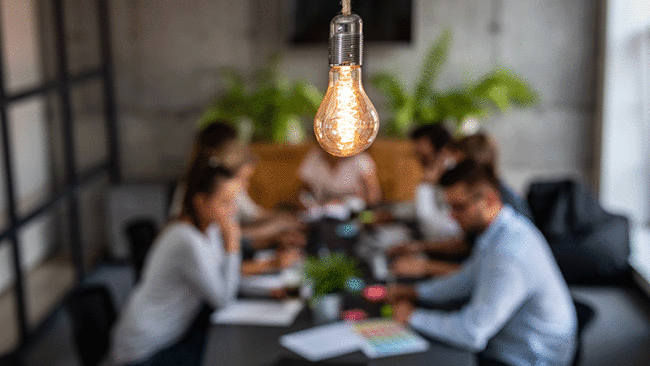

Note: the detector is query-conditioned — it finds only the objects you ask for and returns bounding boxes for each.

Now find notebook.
[280,319,429,361]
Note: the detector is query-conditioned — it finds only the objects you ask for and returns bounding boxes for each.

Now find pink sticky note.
[363,284,387,301]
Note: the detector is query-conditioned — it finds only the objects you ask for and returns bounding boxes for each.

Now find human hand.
[276,248,303,269]
[385,283,417,304]
[216,199,241,253]
[391,255,430,278]
[277,230,307,249]
[387,241,423,257]
[392,300,415,324]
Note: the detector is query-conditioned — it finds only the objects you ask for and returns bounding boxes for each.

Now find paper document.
[280,322,364,362]
[280,319,429,361]
[211,299,304,327]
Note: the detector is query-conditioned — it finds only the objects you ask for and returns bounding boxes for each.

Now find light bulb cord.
[342,0,351,15]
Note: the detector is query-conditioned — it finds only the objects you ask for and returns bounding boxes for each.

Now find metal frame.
[0,0,120,352]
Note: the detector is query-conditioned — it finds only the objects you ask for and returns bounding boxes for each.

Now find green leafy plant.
[198,52,322,142]
[304,253,361,297]
[370,29,538,137]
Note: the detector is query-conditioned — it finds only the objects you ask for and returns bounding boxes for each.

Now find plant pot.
[311,294,343,324]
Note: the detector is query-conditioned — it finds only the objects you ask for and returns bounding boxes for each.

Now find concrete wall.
[110,0,598,194]
[600,0,650,226]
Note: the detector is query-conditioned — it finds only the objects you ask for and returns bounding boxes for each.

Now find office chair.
[66,285,116,366]
[572,298,596,366]
[124,218,158,282]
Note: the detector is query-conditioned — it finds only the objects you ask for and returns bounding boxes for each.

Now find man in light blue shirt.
[388,160,577,366]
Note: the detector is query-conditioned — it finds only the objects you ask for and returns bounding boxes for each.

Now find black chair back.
[124,218,158,282]
[572,298,596,366]
[65,285,116,366]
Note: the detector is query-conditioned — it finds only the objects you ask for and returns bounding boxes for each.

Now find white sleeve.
[409,254,529,352]
[179,236,242,309]
[414,183,461,240]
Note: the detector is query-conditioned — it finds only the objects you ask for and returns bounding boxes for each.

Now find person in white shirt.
[388,124,465,278]
[169,121,306,276]
[386,160,577,366]
[298,148,382,208]
[110,146,249,366]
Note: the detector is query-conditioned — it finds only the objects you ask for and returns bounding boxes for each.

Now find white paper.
[279,320,430,361]
[279,322,363,362]
[211,299,304,327]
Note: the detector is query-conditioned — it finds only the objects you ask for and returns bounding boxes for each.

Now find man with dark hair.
[448,133,534,222]
[387,160,577,366]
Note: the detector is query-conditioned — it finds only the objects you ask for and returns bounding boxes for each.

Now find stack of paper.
[211,299,304,327]
[280,319,429,361]
[280,322,363,362]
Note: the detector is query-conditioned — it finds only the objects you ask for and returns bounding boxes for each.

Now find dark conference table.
[202,305,476,366]
[203,217,476,366]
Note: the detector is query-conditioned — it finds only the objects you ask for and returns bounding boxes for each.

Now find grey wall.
[109,0,598,193]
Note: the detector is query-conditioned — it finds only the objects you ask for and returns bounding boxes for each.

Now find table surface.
[203,217,475,366]
[202,305,476,366]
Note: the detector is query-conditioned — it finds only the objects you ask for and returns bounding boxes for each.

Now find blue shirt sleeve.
[409,253,529,352]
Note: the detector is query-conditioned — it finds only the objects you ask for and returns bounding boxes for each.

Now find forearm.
[422,238,469,255]
[426,259,461,277]
[241,222,286,249]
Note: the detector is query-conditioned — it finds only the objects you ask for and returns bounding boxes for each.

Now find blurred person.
[298,147,382,209]
[448,132,534,222]
[390,130,536,278]
[388,124,466,278]
[110,148,249,366]
[386,160,577,366]
[409,124,462,241]
[169,121,306,274]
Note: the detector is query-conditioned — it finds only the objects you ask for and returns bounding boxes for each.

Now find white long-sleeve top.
[110,222,241,364]
[409,206,577,365]
[414,182,461,241]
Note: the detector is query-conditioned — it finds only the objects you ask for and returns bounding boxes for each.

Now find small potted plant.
[303,253,362,324]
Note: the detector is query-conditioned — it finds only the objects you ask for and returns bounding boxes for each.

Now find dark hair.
[448,133,498,170]
[409,123,453,152]
[180,141,250,224]
[182,120,247,183]
[439,159,499,190]
[196,121,237,153]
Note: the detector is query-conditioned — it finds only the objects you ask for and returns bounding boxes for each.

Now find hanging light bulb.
[314,8,379,157]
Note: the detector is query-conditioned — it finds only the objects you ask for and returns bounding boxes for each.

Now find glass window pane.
[77,173,109,271]
[44,92,67,193]
[21,207,75,330]
[0,0,44,94]
[7,97,53,218]
[72,81,108,172]
[64,0,101,75]
[0,241,21,354]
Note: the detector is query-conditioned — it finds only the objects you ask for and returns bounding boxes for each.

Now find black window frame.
[0,0,120,354]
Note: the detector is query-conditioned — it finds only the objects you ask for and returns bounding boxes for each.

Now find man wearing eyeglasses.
[386,160,577,366]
